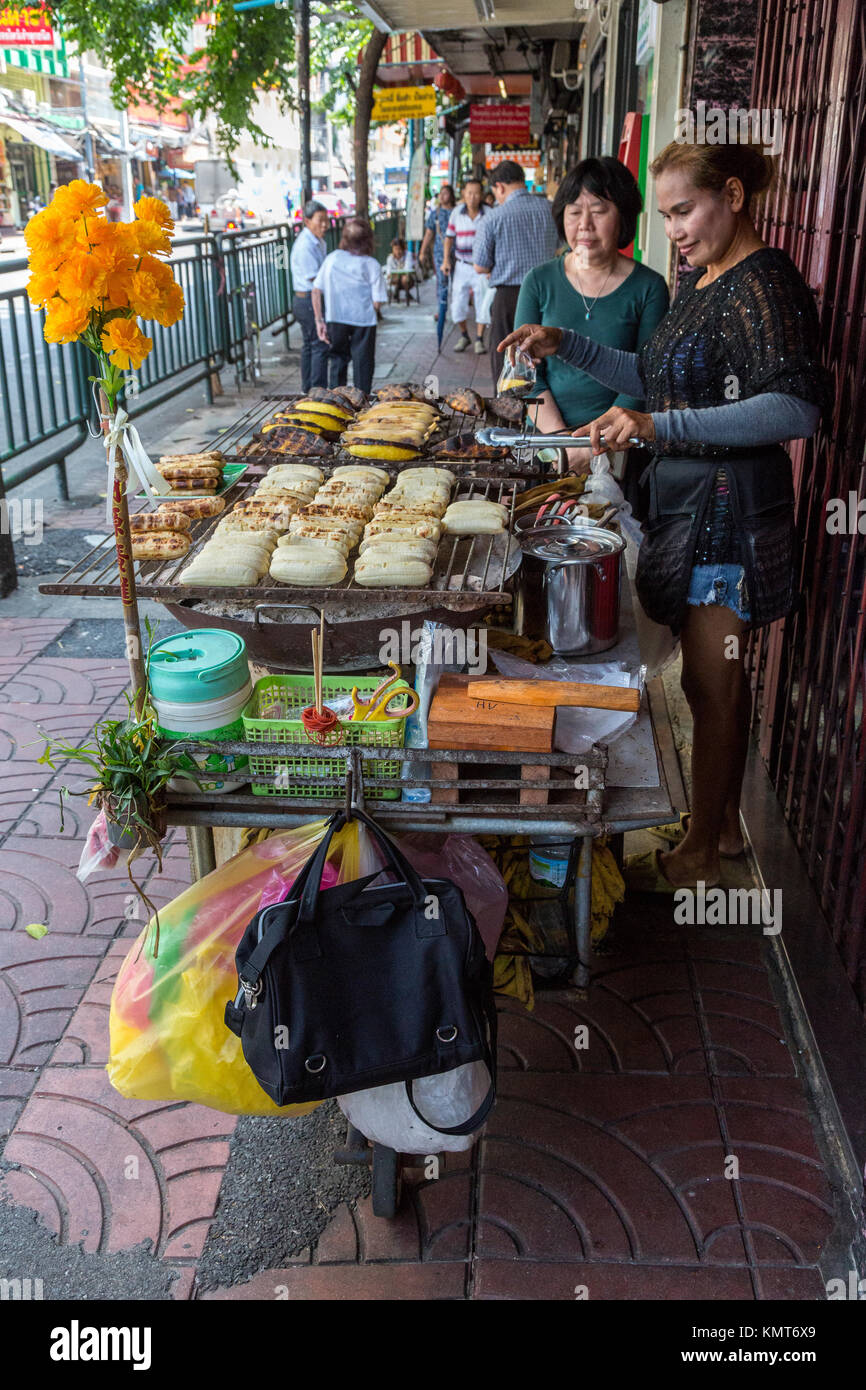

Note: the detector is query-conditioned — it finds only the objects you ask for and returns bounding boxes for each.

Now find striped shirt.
[445,203,487,263]
[472,188,559,287]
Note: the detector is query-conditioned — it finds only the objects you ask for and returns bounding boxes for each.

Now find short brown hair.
[650,141,776,207]
[339,217,375,256]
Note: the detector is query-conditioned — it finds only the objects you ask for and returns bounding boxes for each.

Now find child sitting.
[384,238,416,305]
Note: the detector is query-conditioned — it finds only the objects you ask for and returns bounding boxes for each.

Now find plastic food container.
[148,628,252,793]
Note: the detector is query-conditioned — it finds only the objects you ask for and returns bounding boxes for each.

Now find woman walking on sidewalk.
[289,200,330,391]
[420,184,456,321]
[500,141,832,893]
[515,157,668,470]
[312,218,388,394]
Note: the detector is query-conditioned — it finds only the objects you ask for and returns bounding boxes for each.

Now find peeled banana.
[270,547,348,585]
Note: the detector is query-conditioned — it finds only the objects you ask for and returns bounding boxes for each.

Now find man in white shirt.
[442,178,488,354]
[312,218,388,393]
[289,200,330,390]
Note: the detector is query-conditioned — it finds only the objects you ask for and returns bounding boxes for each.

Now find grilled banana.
[130,511,191,534]
[132,532,191,560]
[354,554,433,587]
[442,500,507,534]
[270,548,348,585]
[346,443,422,461]
[157,496,225,520]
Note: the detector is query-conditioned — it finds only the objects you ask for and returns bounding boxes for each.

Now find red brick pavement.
[0,413,845,1303]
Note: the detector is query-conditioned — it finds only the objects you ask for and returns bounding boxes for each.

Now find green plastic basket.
[242,674,409,799]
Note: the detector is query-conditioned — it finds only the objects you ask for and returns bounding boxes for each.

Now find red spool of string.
[301,703,343,746]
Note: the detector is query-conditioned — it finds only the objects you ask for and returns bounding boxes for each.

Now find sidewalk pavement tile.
[0,619,69,667]
[51,939,128,1066]
[199,1263,468,1300]
[472,1261,757,1300]
[476,1074,746,1265]
[0,703,111,761]
[0,658,129,707]
[497,967,704,1074]
[1,1067,236,1257]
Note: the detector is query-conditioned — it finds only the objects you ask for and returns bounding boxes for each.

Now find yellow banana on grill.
[353,553,433,587]
[442,500,508,535]
[270,547,348,585]
[359,535,438,564]
[345,443,422,461]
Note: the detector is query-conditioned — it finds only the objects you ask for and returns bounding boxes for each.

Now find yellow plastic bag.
[107,817,373,1115]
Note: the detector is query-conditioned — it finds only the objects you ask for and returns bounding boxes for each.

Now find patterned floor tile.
[472,1260,757,1300]
[51,940,128,1066]
[477,1074,744,1265]
[198,1262,468,1300]
[0,658,128,707]
[0,620,69,666]
[0,1067,236,1256]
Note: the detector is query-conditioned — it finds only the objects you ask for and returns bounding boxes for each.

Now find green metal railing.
[0,211,403,498]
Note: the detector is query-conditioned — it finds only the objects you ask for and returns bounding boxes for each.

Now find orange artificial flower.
[126,269,164,320]
[101,317,153,370]
[136,253,174,286]
[24,206,72,258]
[152,280,185,328]
[54,180,109,220]
[57,251,108,311]
[27,269,59,308]
[93,244,137,309]
[134,195,174,231]
[129,218,172,256]
[43,298,91,344]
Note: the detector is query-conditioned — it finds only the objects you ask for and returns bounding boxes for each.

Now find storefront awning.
[0,113,81,160]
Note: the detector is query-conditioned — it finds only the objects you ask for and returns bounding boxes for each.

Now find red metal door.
[750,0,866,1003]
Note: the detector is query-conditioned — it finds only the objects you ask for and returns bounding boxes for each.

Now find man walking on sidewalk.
[442,177,488,354]
[473,160,559,387]
[290,200,330,391]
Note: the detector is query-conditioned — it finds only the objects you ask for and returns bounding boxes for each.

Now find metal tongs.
[476,427,643,449]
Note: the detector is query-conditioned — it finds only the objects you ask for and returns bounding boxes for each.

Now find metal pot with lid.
[517,522,626,655]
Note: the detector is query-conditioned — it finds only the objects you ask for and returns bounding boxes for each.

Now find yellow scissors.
[350,661,420,722]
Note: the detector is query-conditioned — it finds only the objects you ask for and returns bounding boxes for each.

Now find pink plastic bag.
[393,833,508,961]
[76,809,121,882]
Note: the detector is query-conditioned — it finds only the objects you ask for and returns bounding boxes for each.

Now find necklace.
[569,253,614,320]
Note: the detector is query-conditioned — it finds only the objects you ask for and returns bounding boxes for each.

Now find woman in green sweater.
[516,157,669,470]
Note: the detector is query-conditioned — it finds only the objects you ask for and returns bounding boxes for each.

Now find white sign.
[406,142,428,242]
[635,0,657,66]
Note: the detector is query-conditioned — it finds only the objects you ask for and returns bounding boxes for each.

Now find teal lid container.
[148,629,250,704]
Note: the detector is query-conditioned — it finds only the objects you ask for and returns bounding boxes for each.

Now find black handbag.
[225,809,497,1134]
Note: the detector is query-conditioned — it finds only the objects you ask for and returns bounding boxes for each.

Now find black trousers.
[489,284,522,391]
[326,321,377,395]
[293,294,328,392]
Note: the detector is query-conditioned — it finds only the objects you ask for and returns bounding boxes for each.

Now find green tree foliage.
[310,7,375,127]
[45,1,296,154]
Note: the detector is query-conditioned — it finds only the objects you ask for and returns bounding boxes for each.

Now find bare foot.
[659,844,721,888]
[719,813,745,857]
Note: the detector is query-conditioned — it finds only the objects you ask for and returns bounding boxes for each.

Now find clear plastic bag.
[338,1061,492,1154]
[497,344,537,398]
[108,817,374,1116]
[77,809,122,881]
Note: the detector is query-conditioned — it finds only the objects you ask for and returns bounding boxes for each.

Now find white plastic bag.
[77,809,121,881]
[584,454,644,550]
[338,1062,492,1154]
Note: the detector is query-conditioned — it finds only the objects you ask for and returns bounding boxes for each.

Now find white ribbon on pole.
[103,407,171,526]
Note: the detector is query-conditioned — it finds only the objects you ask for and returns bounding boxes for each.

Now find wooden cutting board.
[466,677,640,713]
[427,673,554,752]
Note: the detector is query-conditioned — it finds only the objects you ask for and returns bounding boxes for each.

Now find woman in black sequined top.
[499,141,832,893]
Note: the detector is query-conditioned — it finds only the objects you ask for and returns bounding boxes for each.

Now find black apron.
[635,447,797,633]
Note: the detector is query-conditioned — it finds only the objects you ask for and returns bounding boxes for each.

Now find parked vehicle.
[207,192,262,232]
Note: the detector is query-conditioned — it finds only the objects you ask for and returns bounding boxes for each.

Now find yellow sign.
[371,86,436,122]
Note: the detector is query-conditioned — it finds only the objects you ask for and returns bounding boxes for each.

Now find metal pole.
[295,0,312,204]
[99,387,146,711]
[118,108,135,219]
[78,61,96,183]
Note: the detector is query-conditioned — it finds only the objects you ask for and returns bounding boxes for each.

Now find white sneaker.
[473,337,485,354]
[453,334,471,352]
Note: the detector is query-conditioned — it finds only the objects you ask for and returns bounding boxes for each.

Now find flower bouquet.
[25,181,186,698]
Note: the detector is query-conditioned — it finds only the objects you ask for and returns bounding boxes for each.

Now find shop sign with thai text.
[469,105,531,144]
[371,86,436,122]
[0,4,54,45]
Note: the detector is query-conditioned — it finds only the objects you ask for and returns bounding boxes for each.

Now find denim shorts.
[686,563,751,622]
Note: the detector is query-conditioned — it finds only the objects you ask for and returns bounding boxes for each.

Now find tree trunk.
[354,29,387,218]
